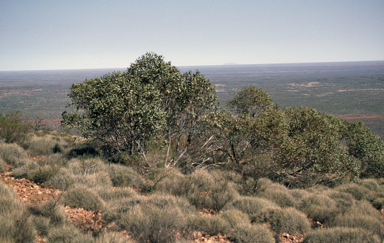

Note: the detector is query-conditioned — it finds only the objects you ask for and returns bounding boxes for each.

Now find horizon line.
[1,59,384,72]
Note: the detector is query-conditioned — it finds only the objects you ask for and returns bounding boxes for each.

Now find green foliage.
[229,224,275,243]
[252,206,311,235]
[188,214,231,236]
[345,121,384,178]
[0,111,31,146]
[303,227,379,243]
[62,52,217,165]
[226,86,273,118]
[259,183,297,208]
[225,196,278,216]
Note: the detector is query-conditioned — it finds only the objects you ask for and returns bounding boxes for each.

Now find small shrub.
[0,209,36,243]
[188,214,231,236]
[47,225,94,243]
[0,157,6,172]
[252,206,311,235]
[0,111,31,146]
[347,200,381,218]
[359,178,380,191]
[299,193,339,225]
[220,209,250,228]
[373,197,384,210]
[95,232,134,243]
[303,227,379,243]
[69,156,106,176]
[289,189,310,201]
[325,190,356,214]
[259,183,297,208]
[106,163,146,189]
[332,214,384,239]
[230,223,275,243]
[33,216,50,236]
[73,171,113,189]
[335,183,370,200]
[0,143,29,168]
[28,200,67,227]
[61,185,105,211]
[28,136,57,156]
[46,167,76,190]
[12,160,39,179]
[96,187,138,201]
[224,196,277,216]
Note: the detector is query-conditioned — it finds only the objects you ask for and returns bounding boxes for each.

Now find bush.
[325,190,356,214]
[335,183,370,200]
[73,171,113,189]
[220,209,250,228]
[46,167,76,190]
[359,179,380,191]
[259,183,297,208]
[95,232,135,243]
[347,200,381,218]
[0,111,31,147]
[224,196,277,216]
[106,163,146,189]
[373,197,384,210]
[69,156,107,176]
[303,227,379,243]
[230,224,275,243]
[28,199,67,227]
[47,225,94,243]
[0,157,6,172]
[299,193,339,225]
[0,143,29,168]
[27,136,57,156]
[289,189,310,201]
[96,187,138,202]
[107,194,196,243]
[33,216,50,236]
[332,214,384,240]
[61,185,105,211]
[188,214,231,236]
[252,206,311,235]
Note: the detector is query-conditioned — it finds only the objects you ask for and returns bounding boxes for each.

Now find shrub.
[335,183,370,200]
[373,197,384,210]
[359,179,380,191]
[27,136,57,156]
[96,187,138,202]
[303,227,379,243]
[230,224,275,243]
[299,193,339,225]
[109,194,196,243]
[220,209,250,228]
[11,160,39,179]
[289,189,310,201]
[61,185,105,211]
[347,200,381,218]
[259,183,297,208]
[46,167,76,190]
[332,214,384,240]
[252,206,311,235]
[325,190,356,214]
[69,156,107,176]
[106,163,146,189]
[28,199,67,227]
[73,171,113,189]
[224,196,277,216]
[33,216,50,236]
[0,143,29,168]
[95,232,135,243]
[188,214,231,236]
[0,157,6,172]
[47,225,94,243]
[0,111,31,147]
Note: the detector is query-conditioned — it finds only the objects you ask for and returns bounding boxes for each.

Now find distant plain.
[1,61,383,138]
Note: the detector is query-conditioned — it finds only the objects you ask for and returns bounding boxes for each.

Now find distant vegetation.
[0,54,383,242]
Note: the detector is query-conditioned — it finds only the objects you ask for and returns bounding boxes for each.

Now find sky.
[1,0,383,71]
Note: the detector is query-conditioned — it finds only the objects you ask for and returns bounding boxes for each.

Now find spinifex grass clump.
[106,163,147,189]
[299,193,339,225]
[47,225,94,243]
[103,194,197,243]
[325,190,356,214]
[96,187,138,202]
[224,196,278,216]
[0,142,30,169]
[335,183,371,200]
[0,181,36,243]
[252,206,311,235]
[188,214,231,236]
[61,185,105,211]
[258,182,297,208]
[372,197,384,209]
[304,227,380,243]
[230,224,275,243]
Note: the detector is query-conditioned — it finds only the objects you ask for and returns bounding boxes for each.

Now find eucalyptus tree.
[62,53,217,165]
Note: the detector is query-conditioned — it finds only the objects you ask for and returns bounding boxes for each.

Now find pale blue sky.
[1,0,383,71]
